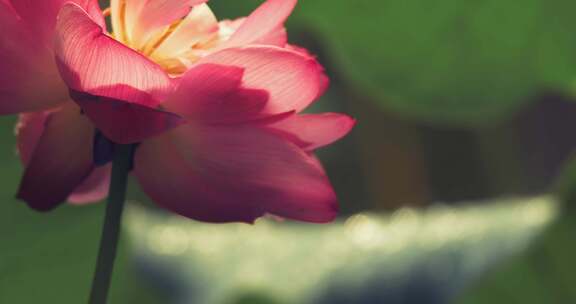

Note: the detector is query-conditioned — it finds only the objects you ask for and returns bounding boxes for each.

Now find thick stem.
[89,144,133,304]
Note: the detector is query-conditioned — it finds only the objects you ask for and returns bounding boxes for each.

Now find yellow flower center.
[108,0,238,75]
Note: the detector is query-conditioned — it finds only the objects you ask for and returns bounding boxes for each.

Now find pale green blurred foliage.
[124,197,556,304]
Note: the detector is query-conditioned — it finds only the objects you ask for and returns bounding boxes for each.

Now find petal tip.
[342,115,358,131]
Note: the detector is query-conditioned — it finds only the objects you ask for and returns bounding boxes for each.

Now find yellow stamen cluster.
[107,0,233,75]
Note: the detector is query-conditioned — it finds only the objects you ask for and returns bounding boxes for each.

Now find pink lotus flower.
[2,0,355,223]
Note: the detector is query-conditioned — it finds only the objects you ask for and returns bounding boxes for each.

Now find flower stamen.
[142,19,184,57]
[102,7,111,18]
[111,0,129,44]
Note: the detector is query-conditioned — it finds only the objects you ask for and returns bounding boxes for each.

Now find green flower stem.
[89,144,133,304]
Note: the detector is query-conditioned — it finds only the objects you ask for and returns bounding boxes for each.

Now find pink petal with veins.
[268,113,356,151]
[70,89,184,144]
[8,0,104,45]
[54,3,173,107]
[223,0,296,48]
[0,2,67,114]
[164,64,270,124]
[134,124,338,223]
[197,46,326,114]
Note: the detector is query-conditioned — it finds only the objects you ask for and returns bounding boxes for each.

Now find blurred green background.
[2,0,576,303]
